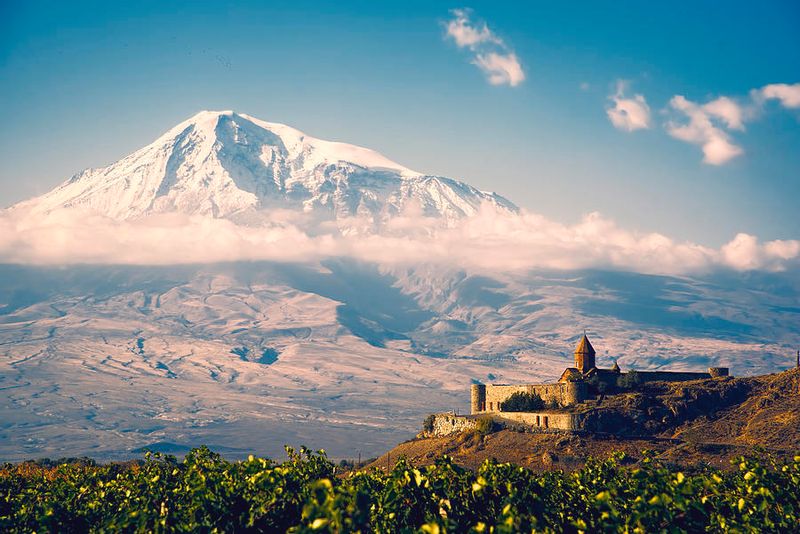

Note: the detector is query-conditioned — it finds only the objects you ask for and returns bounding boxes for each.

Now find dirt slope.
[674,367,800,448]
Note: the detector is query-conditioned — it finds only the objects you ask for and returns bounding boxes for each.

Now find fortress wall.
[423,413,479,437]
[480,382,587,412]
[635,371,710,383]
[471,384,486,413]
[563,381,586,404]
[424,411,583,437]
[497,411,583,431]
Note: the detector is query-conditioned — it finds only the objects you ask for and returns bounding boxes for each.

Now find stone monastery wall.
[471,382,587,413]
[635,371,714,383]
[422,411,583,438]
[496,411,582,431]
[422,412,479,438]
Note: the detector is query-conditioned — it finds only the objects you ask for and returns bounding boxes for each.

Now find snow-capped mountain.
[13,111,515,227]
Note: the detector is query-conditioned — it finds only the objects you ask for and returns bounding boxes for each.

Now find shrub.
[500,391,545,412]
[422,414,436,433]
[617,370,642,390]
[474,416,496,436]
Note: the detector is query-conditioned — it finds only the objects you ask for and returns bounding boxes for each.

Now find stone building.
[470,334,729,415]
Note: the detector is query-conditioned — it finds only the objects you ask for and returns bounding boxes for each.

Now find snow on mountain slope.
[12,111,515,227]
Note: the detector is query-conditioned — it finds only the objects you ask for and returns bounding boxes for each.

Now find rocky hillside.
[673,367,800,448]
[368,368,800,471]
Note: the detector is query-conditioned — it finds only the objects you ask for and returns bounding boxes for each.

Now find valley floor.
[2,263,798,462]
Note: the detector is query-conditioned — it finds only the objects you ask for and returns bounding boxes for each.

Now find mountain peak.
[189,109,236,119]
[162,109,235,135]
[12,111,516,225]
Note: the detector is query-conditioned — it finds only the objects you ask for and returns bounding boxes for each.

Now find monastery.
[426,334,730,436]
[471,334,729,414]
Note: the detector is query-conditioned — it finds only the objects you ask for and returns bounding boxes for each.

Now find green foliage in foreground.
[2,447,799,533]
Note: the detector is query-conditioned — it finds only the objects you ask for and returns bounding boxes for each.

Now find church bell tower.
[574,334,596,373]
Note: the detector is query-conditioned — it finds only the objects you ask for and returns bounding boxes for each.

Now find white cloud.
[666,95,744,165]
[472,52,525,87]
[1,205,796,275]
[661,82,800,165]
[443,9,524,87]
[606,81,651,132]
[755,83,800,109]
[444,8,502,49]
[721,233,800,271]
[702,96,746,130]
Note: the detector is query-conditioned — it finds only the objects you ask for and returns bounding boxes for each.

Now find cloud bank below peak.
[444,9,525,87]
[1,204,797,276]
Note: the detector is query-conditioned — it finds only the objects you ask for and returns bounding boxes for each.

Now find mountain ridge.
[1,261,797,461]
[12,110,516,228]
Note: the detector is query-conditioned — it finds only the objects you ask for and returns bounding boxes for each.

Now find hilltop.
[367,368,800,471]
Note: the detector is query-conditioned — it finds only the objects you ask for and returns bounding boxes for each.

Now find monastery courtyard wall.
[473,382,587,412]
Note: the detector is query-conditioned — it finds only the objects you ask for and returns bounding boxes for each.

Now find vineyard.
[1,446,798,533]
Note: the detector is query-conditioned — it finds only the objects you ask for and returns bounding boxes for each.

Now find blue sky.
[1,0,799,246]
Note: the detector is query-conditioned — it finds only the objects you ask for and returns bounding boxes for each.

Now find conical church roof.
[574,334,596,356]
